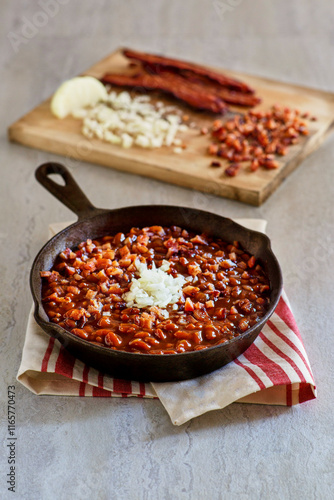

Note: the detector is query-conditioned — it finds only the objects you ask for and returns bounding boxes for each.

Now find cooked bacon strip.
[123,48,255,94]
[211,88,260,107]
[175,69,261,106]
[101,73,228,113]
[148,67,260,107]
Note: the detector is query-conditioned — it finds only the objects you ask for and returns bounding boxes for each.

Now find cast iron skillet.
[31,162,283,382]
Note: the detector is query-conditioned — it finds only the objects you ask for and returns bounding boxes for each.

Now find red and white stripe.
[40,337,156,398]
[38,291,316,406]
[231,292,316,405]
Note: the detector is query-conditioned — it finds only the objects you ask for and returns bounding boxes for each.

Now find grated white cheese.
[76,90,188,151]
[122,259,185,309]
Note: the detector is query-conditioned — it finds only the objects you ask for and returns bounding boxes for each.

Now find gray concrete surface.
[1,1,333,499]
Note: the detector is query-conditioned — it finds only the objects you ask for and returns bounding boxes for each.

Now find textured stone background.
[1,1,333,499]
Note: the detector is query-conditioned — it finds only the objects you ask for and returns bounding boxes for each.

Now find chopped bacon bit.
[40,271,52,278]
[150,226,165,236]
[250,159,259,171]
[265,160,279,169]
[238,318,249,332]
[210,160,221,167]
[119,258,132,267]
[183,286,200,297]
[225,163,241,177]
[184,297,195,312]
[108,285,123,295]
[187,263,201,276]
[96,258,112,270]
[208,143,219,155]
[64,265,76,276]
[220,259,235,269]
[140,312,155,329]
[190,234,208,245]
[96,269,108,282]
[60,248,74,260]
[216,307,227,319]
[100,281,111,294]
[209,105,315,176]
[83,260,96,272]
[64,308,90,321]
[107,267,123,277]
[248,256,256,268]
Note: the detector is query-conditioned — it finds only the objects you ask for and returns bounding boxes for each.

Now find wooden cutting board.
[8,48,334,205]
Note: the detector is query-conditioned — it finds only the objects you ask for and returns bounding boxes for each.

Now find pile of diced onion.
[73,90,188,151]
[122,259,187,313]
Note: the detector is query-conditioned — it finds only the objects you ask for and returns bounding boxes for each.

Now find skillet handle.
[35,162,102,219]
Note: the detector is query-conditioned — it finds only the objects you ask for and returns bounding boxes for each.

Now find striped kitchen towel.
[17,219,316,425]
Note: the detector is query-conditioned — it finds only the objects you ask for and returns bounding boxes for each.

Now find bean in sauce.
[41,225,270,354]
